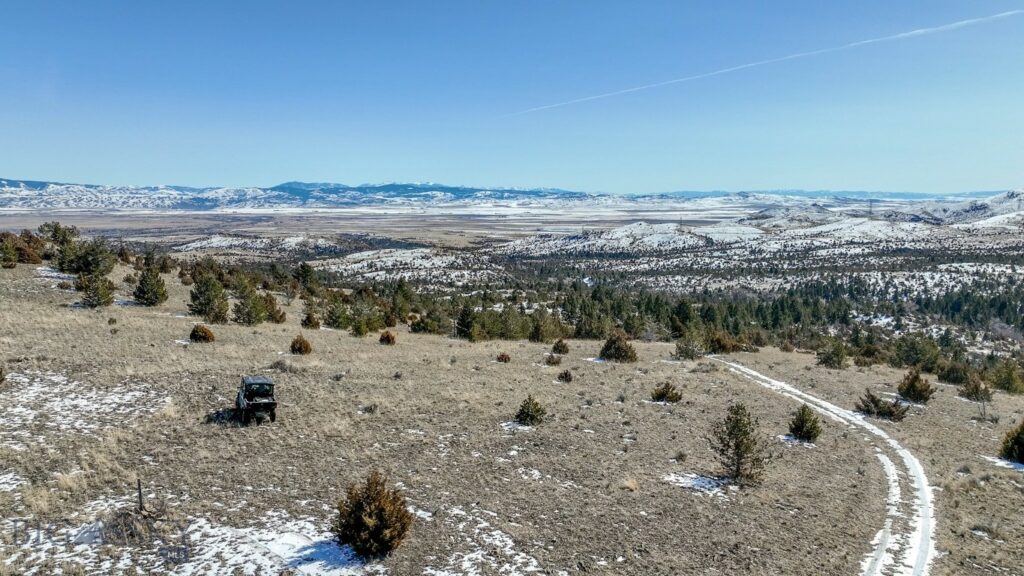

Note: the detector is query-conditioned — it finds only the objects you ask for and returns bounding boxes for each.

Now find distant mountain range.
[0,178,592,210]
[0,177,1014,220]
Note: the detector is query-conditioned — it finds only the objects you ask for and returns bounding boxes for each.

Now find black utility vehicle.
[236,375,277,424]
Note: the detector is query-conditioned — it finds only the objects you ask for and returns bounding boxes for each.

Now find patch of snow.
[0,471,25,492]
[517,468,543,482]
[423,505,543,575]
[408,506,434,521]
[0,371,168,450]
[662,473,730,499]
[777,434,816,448]
[34,266,75,281]
[500,421,531,432]
[981,456,1024,472]
[180,510,379,576]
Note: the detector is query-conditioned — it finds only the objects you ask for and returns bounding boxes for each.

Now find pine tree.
[325,299,351,329]
[58,238,115,276]
[232,281,268,326]
[498,306,523,340]
[898,368,936,404]
[133,262,168,306]
[514,395,547,426]
[293,261,318,292]
[0,237,17,267]
[189,273,229,324]
[455,304,475,339]
[261,293,286,324]
[989,357,1024,394]
[788,405,822,442]
[81,274,115,308]
[707,403,773,486]
[39,221,79,246]
[816,339,847,369]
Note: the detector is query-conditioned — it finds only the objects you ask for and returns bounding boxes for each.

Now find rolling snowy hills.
[1,176,1019,226]
[0,178,588,211]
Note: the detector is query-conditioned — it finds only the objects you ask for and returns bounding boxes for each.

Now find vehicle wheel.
[269,409,276,423]
[241,409,250,425]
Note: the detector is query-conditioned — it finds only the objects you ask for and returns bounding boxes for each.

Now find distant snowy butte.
[881,189,1024,224]
[739,204,838,230]
[691,222,764,243]
[781,218,938,243]
[312,247,501,285]
[174,235,336,253]
[495,222,710,256]
[952,211,1024,231]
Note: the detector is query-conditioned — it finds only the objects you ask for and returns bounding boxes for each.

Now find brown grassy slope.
[1,263,1020,574]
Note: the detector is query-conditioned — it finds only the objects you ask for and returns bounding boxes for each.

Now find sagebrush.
[333,470,413,559]
[599,332,637,363]
[290,334,312,355]
[189,325,215,343]
[651,382,681,403]
[855,389,908,421]
[552,339,569,355]
[1000,420,1024,464]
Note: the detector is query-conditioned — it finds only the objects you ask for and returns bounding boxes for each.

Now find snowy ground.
[3,503,380,576]
[0,371,168,451]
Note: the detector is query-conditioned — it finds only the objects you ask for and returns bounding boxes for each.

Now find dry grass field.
[1,262,1022,575]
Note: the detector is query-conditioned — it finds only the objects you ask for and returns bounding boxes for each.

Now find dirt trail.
[715,358,936,576]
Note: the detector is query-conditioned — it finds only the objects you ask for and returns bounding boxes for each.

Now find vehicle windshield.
[246,383,273,397]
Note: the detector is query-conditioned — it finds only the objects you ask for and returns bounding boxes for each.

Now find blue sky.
[1,1,1022,193]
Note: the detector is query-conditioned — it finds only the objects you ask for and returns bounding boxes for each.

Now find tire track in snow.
[713,359,935,576]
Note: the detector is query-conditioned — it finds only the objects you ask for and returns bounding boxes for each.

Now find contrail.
[507,9,1024,116]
